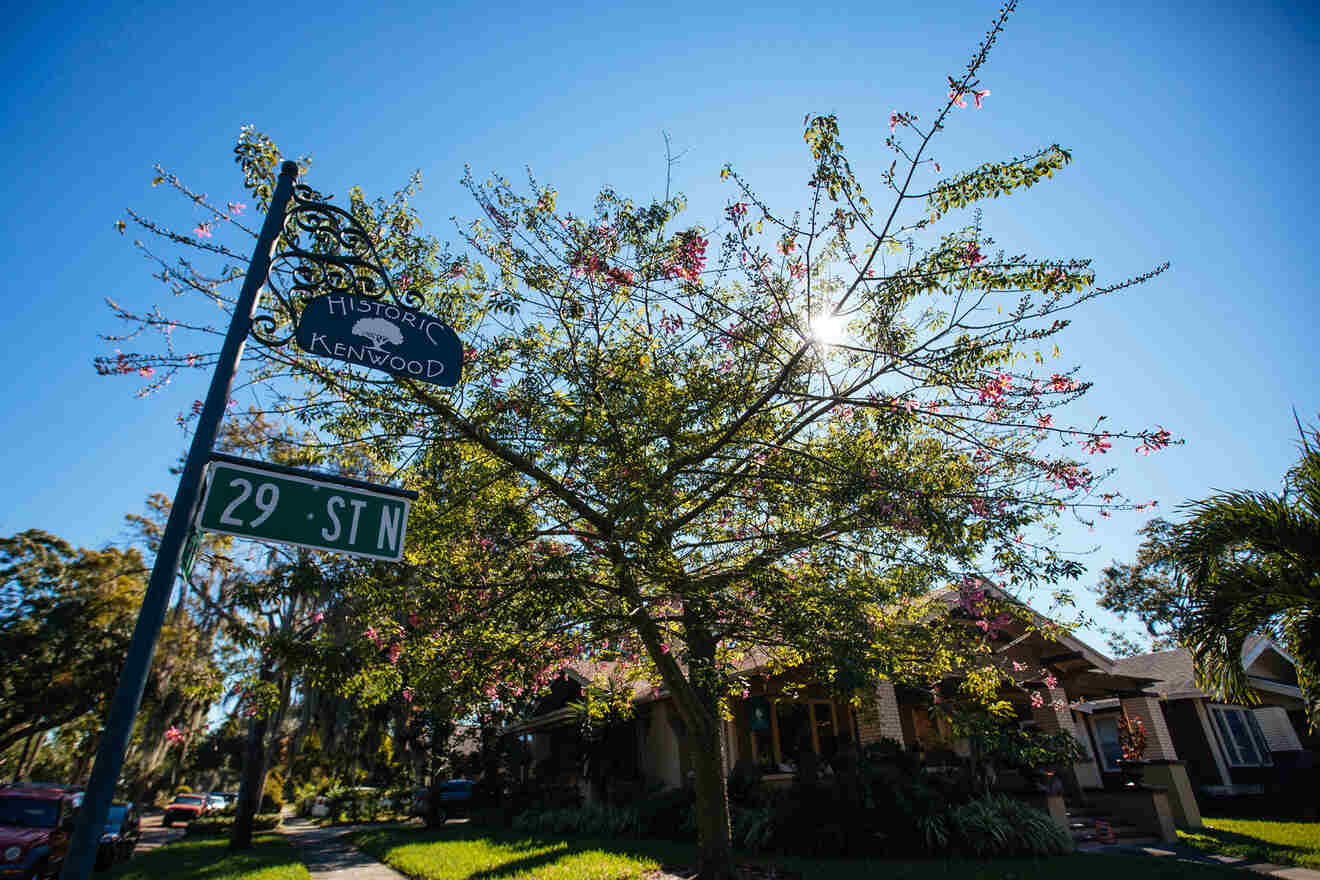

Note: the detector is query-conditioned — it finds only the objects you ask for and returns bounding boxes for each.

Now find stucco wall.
[645,701,683,789]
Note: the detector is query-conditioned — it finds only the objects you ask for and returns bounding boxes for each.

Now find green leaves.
[926,145,1072,223]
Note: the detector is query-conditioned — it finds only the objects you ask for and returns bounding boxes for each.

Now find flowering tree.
[101,4,1177,873]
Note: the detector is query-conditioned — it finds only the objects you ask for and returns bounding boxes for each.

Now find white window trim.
[1208,704,1274,768]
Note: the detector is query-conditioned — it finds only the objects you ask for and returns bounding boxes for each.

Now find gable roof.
[1110,648,1200,697]
[1111,638,1302,701]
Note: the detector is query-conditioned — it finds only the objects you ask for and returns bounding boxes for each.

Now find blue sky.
[2,0,1316,652]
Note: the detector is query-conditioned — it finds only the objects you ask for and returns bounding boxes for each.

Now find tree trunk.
[687,721,733,879]
[230,661,277,851]
[677,615,735,880]
[13,731,41,782]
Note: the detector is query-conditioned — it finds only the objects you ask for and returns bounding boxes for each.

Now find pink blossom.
[227,201,246,215]
[1048,373,1078,393]
[311,611,325,624]
[1036,413,1053,428]
[389,644,402,664]
[1082,434,1112,454]
[193,223,212,239]
[978,372,1012,404]
[972,89,990,109]
[1012,660,1026,672]
[1043,672,1059,690]
[965,242,985,266]
[948,87,968,108]
[164,725,186,744]
[402,687,414,703]
[1030,691,1045,709]
[889,112,900,133]
[1136,427,1171,456]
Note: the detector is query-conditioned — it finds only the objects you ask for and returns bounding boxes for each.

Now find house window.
[776,702,812,771]
[747,697,845,773]
[1209,705,1273,768]
[1091,715,1124,772]
[814,702,838,760]
[748,697,775,772]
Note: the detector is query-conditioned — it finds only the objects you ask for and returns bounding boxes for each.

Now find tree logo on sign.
[352,317,403,351]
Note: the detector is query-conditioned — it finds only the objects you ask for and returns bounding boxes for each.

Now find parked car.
[161,794,208,827]
[418,779,475,826]
[95,803,139,872]
[0,784,79,879]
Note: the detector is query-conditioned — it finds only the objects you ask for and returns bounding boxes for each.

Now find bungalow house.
[504,592,1201,819]
[1081,636,1315,804]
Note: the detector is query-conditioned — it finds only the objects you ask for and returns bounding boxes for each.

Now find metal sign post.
[62,161,302,880]
[64,155,463,880]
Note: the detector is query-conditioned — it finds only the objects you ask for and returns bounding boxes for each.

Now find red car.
[0,785,79,879]
[161,794,208,827]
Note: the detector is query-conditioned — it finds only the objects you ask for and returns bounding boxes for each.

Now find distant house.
[1090,637,1315,798]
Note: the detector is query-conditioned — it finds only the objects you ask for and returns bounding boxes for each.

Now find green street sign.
[197,457,412,561]
[179,527,201,583]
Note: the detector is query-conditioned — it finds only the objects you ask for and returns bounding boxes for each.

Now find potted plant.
[1116,710,1148,785]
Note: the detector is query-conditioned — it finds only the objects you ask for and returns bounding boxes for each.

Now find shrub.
[726,762,766,806]
[511,803,639,837]
[730,805,775,852]
[634,785,694,839]
[467,806,506,828]
[261,771,285,813]
[943,794,1072,857]
[185,813,282,835]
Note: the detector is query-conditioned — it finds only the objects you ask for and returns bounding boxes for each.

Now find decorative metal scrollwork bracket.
[252,184,426,347]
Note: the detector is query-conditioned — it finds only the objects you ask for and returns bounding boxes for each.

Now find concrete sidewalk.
[1079,839,1320,879]
[279,817,410,879]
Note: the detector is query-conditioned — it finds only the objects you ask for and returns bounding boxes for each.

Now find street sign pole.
[62,161,302,880]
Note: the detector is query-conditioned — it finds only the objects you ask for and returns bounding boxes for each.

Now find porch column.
[856,680,905,747]
[1033,687,1089,798]
[1030,687,1072,733]
[1120,694,1177,761]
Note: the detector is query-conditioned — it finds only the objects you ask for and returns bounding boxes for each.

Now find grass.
[348,824,1245,880]
[105,833,312,879]
[1178,817,1320,870]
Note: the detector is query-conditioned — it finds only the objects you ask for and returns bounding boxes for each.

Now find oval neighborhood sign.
[294,293,462,386]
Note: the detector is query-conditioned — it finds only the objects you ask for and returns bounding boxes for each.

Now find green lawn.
[1178,817,1320,870]
[349,825,1244,880]
[105,833,312,880]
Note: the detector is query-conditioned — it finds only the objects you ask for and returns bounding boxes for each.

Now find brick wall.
[856,680,905,746]
[1121,694,1178,761]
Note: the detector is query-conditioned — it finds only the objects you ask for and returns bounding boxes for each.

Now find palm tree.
[1171,418,1320,730]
